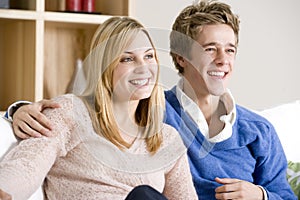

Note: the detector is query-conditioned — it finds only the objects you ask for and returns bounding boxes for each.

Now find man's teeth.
[208,71,225,77]
[130,79,148,85]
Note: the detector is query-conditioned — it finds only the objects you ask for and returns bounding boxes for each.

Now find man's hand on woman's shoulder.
[12,99,60,139]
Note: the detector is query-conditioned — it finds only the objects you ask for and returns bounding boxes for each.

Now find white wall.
[131,0,300,110]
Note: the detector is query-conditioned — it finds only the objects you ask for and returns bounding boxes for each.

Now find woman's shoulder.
[161,123,186,150]
[161,123,179,136]
[44,94,89,123]
[50,94,87,112]
[52,93,79,106]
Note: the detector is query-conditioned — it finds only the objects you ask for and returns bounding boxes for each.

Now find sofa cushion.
[258,100,300,162]
[0,116,18,160]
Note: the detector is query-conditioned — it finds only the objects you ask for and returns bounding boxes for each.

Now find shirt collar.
[175,78,236,143]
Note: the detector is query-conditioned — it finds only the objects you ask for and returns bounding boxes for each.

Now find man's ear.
[176,55,188,68]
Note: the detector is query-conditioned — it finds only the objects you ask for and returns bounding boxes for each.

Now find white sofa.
[258,100,300,163]
[1,100,300,199]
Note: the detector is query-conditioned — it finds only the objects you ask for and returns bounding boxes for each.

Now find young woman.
[0,17,197,200]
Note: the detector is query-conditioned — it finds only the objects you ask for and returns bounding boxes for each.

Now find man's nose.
[215,50,229,66]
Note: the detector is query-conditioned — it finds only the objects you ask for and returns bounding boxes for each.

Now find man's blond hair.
[170,0,240,74]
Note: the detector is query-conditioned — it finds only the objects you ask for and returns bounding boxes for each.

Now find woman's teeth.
[130,79,148,86]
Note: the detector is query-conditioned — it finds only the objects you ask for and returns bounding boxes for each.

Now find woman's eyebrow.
[123,48,153,54]
[144,48,154,53]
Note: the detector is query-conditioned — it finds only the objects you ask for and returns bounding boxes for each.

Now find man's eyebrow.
[202,42,217,47]
[202,42,237,48]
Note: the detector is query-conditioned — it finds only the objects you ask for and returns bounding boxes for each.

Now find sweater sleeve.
[252,122,297,200]
[161,125,197,200]
[163,153,197,200]
[0,95,78,200]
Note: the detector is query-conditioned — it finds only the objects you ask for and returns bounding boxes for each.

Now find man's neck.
[182,79,226,138]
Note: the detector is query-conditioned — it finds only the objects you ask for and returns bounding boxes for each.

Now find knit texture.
[0,94,197,200]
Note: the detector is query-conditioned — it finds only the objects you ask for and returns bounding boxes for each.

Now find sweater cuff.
[5,101,32,122]
[257,185,268,200]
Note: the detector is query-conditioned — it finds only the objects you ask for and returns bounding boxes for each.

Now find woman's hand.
[12,99,60,139]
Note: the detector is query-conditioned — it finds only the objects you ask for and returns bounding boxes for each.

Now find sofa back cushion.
[258,100,300,162]
[0,117,18,160]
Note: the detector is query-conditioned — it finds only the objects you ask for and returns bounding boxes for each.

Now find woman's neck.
[112,100,140,144]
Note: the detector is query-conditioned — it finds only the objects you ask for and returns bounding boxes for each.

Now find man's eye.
[227,49,236,54]
[205,47,216,52]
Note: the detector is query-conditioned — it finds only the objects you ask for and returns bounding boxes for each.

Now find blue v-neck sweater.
[164,88,296,200]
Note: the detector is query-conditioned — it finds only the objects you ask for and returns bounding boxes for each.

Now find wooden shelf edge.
[0,9,37,20]
[0,9,114,24]
[44,12,113,24]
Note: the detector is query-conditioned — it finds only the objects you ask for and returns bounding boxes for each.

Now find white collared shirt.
[175,78,236,143]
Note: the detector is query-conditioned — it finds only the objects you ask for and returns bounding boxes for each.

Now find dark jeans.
[125,185,168,200]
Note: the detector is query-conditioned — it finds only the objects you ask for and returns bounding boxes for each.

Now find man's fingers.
[39,99,60,109]
[27,110,53,131]
[215,178,263,200]
[215,182,237,193]
[215,177,242,194]
[11,100,58,137]
[215,177,240,184]
[13,112,53,138]
[16,121,44,138]
[15,115,53,137]
[13,128,30,139]
[215,190,239,200]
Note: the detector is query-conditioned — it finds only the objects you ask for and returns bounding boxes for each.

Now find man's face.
[182,24,237,97]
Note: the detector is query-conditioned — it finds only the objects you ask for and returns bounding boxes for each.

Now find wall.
[131,0,300,110]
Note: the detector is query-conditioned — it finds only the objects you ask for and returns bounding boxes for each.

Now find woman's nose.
[134,58,151,72]
[134,65,150,74]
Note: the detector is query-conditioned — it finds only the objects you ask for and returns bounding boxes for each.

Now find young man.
[5,1,296,199]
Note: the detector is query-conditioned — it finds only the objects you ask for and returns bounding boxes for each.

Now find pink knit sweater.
[0,94,197,200]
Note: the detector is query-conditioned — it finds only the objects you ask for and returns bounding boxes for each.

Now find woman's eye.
[121,57,133,63]
[145,53,154,59]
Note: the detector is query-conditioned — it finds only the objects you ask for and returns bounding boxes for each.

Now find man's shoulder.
[235,104,276,138]
[164,87,181,109]
[164,87,177,100]
[235,104,270,123]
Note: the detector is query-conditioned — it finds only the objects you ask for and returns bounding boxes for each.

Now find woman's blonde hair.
[170,0,240,74]
[81,17,164,153]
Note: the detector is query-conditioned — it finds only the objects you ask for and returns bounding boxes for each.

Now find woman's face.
[112,31,158,102]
